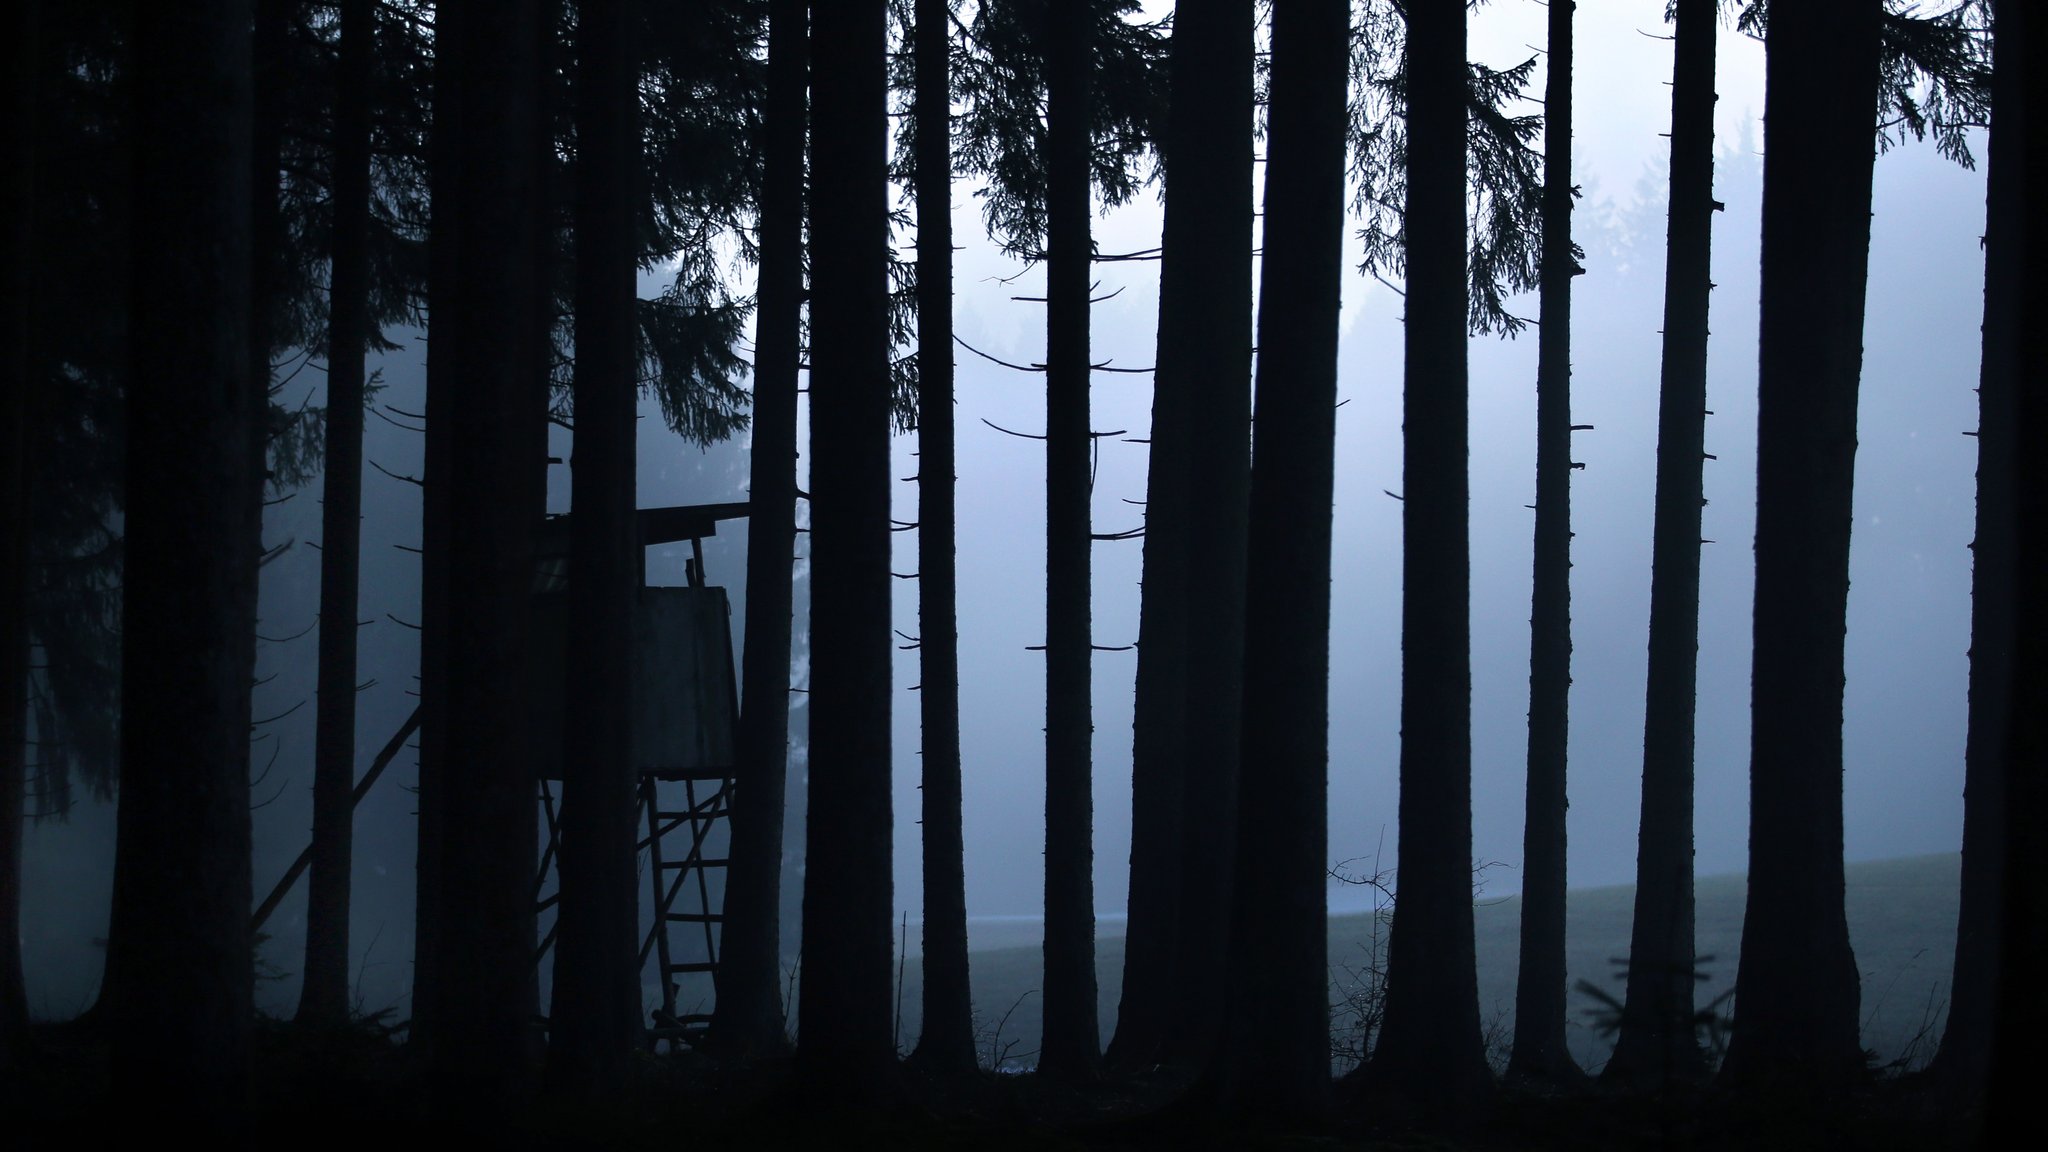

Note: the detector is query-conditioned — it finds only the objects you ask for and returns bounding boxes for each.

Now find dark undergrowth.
[6,1015,1980,1150]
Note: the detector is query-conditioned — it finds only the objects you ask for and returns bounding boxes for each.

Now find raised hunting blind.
[527,501,749,1051]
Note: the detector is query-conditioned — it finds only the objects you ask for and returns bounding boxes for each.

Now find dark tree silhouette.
[796,0,896,1107]
[1720,0,1881,1092]
[1504,0,1588,1089]
[906,0,977,1078]
[413,0,463,1060]
[1508,0,1585,1087]
[1607,0,1717,1089]
[716,0,807,1063]
[1217,0,1349,1123]
[1985,1,2043,1126]
[548,0,643,1093]
[0,0,36,1072]
[1040,0,1099,1084]
[1362,0,1492,1116]
[106,0,258,1132]
[1112,0,1254,1073]
[1936,0,2020,1105]
[429,0,546,1103]
[299,0,374,1028]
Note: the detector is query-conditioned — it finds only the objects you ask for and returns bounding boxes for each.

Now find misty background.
[21,1,1985,1025]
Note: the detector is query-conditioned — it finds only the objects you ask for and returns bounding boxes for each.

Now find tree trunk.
[1720,0,1880,1093]
[108,0,258,1133]
[0,0,38,1073]
[1931,0,2021,1103]
[1985,3,2043,1131]
[299,0,374,1029]
[1217,0,1348,1123]
[1507,0,1583,1087]
[1039,0,1099,1084]
[1160,0,1255,1072]
[547,0,641,1094]
[906,0,976,1078]
[430,0,544,1105]
[714,0,804,1063]
[1607,0,1715,1089]
[414,0,464,1060]
[795,0,895,1107]
[1363,0,1491,1116]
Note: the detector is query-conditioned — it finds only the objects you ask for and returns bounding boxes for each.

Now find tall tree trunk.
[1039,0,1099,1084]
[414,0,465,1060]
[0,0,38,1073]
[1720,0,1880,1093]
[299,0,374,1028]
[1217,0,1348,1122]
[1607,0,1716,1089]
[108,0,257,1133]
[796,0,895,1107]
[1363,0,1490,1116]
[548,0,641,1094]
[430,0,544,1105]
[907,0,976,1077]
[1985,3,2043,1130]
[1160,0,1255,1071]
[1507,0,1583,1086]
[715,0,804,1063]
[1931,0,2021,1102]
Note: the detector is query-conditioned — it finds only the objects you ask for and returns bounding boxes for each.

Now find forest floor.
[10,1010,1977,1150]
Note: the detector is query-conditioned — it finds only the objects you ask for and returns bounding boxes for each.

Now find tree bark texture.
[1217,0,1348,1122]
[0,0,38,1072]
[1040,0,1100,1084]
[1932,0,2021,1099]
[548,0,642,1094]
[299,0,374,1028]
[1609,0,1715,1088]
[1722,0,1881,1093]
[1365,0,1492,1114]
[907,0,977,1077]
[796,0,896,1107]
[429,0,545,1104]
[108,0,258,1133]
[1508,0,1583,1086]
[716,0,806,1063]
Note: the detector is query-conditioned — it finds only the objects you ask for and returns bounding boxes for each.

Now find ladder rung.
[658,858,729,869]
[665,912,725,923]
[666,961,719,974]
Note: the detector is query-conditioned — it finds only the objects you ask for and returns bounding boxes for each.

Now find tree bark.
[1160,0,1255,1072]
[1931,0,2021,1103]
[906,0,976,1078]
[108,0,258,1133]
[1217,0,1348,1123]
[1363,0,1491,1117]
[715,0,805,1063]
[429,0,544,1105]
[1508,0,1583,1087]
[1039,0,1099,1085]
[1720,0,1881,1093]
[547,0,642,1094]
[299,0,374,1028]
[414,0,464,1060]
[0,0,38,1073]
[1607,0,1716,1089]
[795,0,895,1107]
[1985,3,2043,1130]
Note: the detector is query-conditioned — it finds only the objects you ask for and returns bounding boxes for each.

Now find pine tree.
[1218,0,1349,1121]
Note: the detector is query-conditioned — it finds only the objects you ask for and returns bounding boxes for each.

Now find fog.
[20,0,1988,1021]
